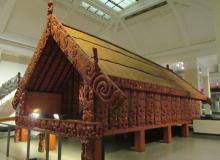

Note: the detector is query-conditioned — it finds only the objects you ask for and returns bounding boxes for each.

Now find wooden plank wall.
[61,69,80,119]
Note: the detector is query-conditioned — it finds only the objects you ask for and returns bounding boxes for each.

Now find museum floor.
[0,134,219,160]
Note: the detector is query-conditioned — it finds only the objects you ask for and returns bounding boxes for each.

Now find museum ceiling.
[0,0,216,73]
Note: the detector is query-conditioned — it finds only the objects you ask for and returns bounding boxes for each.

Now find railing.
[16,116,103,140]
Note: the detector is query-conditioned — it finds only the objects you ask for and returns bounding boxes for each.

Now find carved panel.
[161,95,167,124]
[146,93,154,125]
[109,108,118,129]
[171,96,177,121]
[117,90,129,129]
[137,91,145,126]
[176,97,181,121]
[16,116,103,140]
[80,82,94,122]
[154,94,161,124]
[181,98,187,121]
[129,91,137,127]
[95,100,109,130]
[166,96,172,123]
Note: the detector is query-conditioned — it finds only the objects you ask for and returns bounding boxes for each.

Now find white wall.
[0,60,27,85]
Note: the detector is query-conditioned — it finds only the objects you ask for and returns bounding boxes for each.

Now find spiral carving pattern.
[93,74,114,102]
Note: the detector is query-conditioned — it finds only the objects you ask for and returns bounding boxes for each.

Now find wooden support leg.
[163,126,172,144]
[49,134,56,150]
[20,128,27,142]
[134,130,145,152]
[182,124,189,137]
[94,139,102,160]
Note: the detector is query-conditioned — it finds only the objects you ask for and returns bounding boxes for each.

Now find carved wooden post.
[182,124,189,137]
[80,48,103,160]
[47,0,54,16]
[134,130,145,152]
[163,126,172,144]
[81,140,94,160]
[81,83,94,122]
[38,133,45,152]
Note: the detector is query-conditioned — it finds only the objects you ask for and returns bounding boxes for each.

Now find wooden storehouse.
[12,1,209,160]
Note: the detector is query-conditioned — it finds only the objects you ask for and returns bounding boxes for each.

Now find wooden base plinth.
[163,126,172,144]
[49,134,56,150]
[94,139,102,160]
[20,128,28,142]
[182,124,189,137]
[134,130,145,152]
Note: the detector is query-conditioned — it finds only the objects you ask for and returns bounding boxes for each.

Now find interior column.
[201,68,212,114]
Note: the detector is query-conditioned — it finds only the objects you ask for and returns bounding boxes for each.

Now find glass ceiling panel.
[88,6,98,13]
[112,6,122,12]
[98,0,137,12]
[106,1,115,8]
[80,1,111,21]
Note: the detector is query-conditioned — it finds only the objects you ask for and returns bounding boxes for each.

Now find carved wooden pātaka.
[12,1,209,160]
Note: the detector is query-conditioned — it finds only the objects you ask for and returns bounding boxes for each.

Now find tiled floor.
[0,134,220,160]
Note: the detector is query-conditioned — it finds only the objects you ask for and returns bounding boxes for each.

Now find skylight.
[98,0,137,12]
[80,1,111,20]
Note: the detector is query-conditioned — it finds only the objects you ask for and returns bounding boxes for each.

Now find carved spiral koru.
[92,74,114,102]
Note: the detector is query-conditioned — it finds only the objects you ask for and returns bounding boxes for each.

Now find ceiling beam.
[1,51,30,64]
[120,0,166,18]
[0,0,17,33]
[174,0,211,12]
[167,0,190,46]
[0,33,35,56]
[147,40,216,64]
